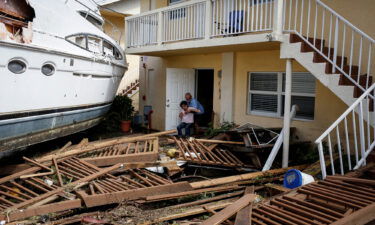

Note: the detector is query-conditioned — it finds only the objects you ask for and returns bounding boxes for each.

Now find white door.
[165,68,195,130]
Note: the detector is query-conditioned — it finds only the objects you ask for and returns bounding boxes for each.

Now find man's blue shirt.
[188,98,204,115]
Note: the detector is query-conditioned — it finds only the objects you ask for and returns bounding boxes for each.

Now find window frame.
[247,72,316,121]
[65,33,123,60]
[169,0,188,5]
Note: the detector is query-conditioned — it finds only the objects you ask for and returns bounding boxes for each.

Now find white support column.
[274,0,284,39]
[157,11,163,45]
[282,58,292,168]
[221,52,235,123]
[205,0,212,39]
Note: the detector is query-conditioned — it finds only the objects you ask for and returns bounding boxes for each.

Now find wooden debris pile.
[172,137,250,168]
[1,129,374,225]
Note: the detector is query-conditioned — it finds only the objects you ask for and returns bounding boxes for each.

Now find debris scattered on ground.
[0,128,374,225]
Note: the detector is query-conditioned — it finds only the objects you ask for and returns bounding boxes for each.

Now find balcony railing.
[125,0,276,48]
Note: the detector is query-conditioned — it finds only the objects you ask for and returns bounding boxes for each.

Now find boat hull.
[0,42,126,152]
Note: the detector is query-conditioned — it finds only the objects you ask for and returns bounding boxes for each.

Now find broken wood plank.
[201,194,257,225]
[234,186,254,225]
[144,185,242,202]
[203,206,234,225]
[169,190,246,209]
[327,176,375,186]
[141,199,237,225]
[83,151,158,167]
[79,182,193,207]
[196,139,245,145]
[19,171,54,179]
[37,130,175,162]
[331,202,375,225]
[0,199,82,222]
[190,165,308,189]
[0,167,40,184]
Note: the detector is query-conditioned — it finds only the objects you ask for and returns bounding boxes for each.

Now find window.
[103,41,114,57]
[169,0,185,5]
[66,35,87,49]
[66,34,122,59]
[248,72,316,120]
[87,36,102,54]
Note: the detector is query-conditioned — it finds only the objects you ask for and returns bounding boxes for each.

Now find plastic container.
[283,169,315,189]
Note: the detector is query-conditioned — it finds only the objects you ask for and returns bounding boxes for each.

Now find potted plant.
[111,95,135,132]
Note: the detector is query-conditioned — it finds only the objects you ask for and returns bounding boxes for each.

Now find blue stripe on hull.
[0,104,111,141]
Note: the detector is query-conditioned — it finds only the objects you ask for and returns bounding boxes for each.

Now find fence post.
[157,12,163,45]
[205,0,212,39]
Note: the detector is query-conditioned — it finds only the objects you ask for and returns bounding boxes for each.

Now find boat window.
[8,59,27,74]
[114,47,122,60]
[103,41,114,57]
[41,63,55,76]
[66,35,87,49]
[87,36,102,54]
[78,11,103,29]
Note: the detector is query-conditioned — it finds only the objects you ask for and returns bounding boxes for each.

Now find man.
[185,93,204,115]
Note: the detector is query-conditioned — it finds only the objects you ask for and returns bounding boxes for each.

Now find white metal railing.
[162,1,206,43]
[315,83,375,179]
[283,0,375,97]
[126,13,159,47]
[262,105,297,171]
[212,0,275,37]
[125,0,276,48]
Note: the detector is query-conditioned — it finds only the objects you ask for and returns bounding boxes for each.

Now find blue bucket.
[283,169,303,189]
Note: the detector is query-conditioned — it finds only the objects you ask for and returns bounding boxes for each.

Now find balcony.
[125,0,282,56]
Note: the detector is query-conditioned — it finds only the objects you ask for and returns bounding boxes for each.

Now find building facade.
[125,0,375,143]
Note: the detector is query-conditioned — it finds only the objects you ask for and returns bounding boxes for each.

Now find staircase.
[122,79,139,97]
[279,0,375,178]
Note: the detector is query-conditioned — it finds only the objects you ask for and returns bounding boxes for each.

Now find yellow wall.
[140,49,351,141]
[321,0,375,37]
[139,53,222,130]
[140,0,168,12]
[234,50,348,141]
[102,13,140,108]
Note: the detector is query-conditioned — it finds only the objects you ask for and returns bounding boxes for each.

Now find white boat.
[0,0,127,152]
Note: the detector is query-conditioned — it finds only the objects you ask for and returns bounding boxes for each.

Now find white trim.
[247,71,316,120]
[125,33,272,55]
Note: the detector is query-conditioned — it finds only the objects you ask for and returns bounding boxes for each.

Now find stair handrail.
[316,0,375,44]
[315,83,375,179]
[283,0,374,97]
[123,79,140,96]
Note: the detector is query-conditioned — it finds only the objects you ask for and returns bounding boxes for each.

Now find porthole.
[8,59,27,74]
[41,63,55,76]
